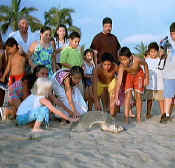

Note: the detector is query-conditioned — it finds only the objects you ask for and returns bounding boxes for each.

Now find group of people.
[0,16,175,132]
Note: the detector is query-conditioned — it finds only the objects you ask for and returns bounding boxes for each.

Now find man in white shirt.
[8,18,40,54]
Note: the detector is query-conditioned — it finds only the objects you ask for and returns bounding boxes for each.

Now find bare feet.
[146,113,152,119]
[137,118,141,123]
[129,110,135,118]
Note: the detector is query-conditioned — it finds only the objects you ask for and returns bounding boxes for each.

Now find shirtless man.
[1,37,26,118]
[115,47,149,123]
[93,53,120,117]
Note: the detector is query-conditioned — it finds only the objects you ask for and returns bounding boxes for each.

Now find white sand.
[0,102,175,168]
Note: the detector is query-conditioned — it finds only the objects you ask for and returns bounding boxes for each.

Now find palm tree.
[44,7,80,34]
[0,0,42,33]
[134,42,147,58]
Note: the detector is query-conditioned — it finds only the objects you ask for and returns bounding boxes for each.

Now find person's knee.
[135,93,142,100]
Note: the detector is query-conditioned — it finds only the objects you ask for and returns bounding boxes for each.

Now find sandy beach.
[0,102,175,168]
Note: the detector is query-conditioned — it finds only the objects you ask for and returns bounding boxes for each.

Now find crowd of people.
[0,16,175,132]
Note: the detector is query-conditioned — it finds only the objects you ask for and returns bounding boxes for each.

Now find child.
[145,42,164,119]
[82,49,95,111]
[115,47,149,123]
[93,53,120,117]
[1,37,26,117]
[60,31,83,69]
[16,78,78,132]
[52,66,88,117]
[160,22,175,122]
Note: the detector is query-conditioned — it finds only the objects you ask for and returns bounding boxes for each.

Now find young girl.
[54,24,69,68]
[52,66,88,117]
[82,49,95,111]
[16,78,78,132]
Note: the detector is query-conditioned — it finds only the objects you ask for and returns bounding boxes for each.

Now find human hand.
[69,117,80,122]
[93,50,98,55]
[72,111,80,119]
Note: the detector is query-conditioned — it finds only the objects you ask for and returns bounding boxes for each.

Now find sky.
[1,0,175,52]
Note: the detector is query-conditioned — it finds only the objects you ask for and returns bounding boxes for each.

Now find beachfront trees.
[0,0,42,33]
[134,42,147,58]
[44,7,80,33]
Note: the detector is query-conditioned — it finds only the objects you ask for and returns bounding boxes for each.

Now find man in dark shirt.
[90,17,121,64]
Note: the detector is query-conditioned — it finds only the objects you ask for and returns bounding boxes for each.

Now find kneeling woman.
[52,66,88,117]
[16,78,78,132]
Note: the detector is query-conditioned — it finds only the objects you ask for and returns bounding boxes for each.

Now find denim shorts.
[164,79,175,98]
[16,106,49,125]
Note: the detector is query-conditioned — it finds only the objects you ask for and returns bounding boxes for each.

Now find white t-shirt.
[17,95,44,116]
[146,57,164,90]
[8,28,40,53]
[163,39,175,79]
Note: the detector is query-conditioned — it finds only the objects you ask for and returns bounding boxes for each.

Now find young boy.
[160,22,175,122]
[115,47,149,123]
[145,42,164,119]
[1,37,26,118]
[60,31,83,69]
[93,53,119,117]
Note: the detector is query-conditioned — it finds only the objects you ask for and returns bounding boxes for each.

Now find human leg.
[146,99,153,119]
[135,91,142,122]
[124,91,132,123]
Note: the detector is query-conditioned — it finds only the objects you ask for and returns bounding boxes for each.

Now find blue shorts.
[164,79,175,98]
[16,106,49,125]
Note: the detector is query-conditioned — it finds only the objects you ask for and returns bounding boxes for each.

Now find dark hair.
[84,48,94,56]
[40,26,51,34]
[70,66,84,78]
[69,31,80,40]
[119,47,132,58]
[101,53,114,63]
[148,42,159,51]
[170,22,175,32]
[102,17,112,25]
[4,37,18,48]
[54,24,68,42]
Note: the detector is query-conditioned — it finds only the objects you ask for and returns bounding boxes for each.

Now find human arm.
[27,42,38,70]
[52,52,56,73]
[48,94,74,116]
[115,65,124,105]
[40,97,79,122]
[137,56,149,86]
[64,78,80,117]
[1,57,11,82]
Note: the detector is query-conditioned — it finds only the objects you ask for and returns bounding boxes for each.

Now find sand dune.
[0,102,175,168]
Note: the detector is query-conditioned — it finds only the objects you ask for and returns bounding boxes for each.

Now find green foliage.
[134,41,147,58]
[44,7,80,35]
